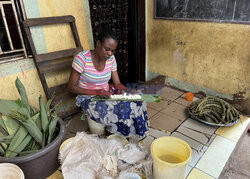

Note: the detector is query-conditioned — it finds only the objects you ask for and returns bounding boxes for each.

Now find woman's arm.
[67,69,111,96]
[111,71,126,92]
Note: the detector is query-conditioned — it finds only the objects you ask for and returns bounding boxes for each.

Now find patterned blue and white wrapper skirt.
[76,95,149,139]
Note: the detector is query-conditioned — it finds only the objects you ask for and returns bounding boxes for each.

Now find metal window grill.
[0,0,26,58]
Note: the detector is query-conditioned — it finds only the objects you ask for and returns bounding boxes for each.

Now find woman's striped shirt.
[72,50,117,91]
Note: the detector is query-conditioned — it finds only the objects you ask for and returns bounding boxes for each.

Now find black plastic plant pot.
[0,118,66,179]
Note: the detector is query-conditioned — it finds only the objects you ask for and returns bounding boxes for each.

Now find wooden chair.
[23,15,83,118]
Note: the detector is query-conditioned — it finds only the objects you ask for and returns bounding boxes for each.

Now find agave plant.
[0,78,59,157]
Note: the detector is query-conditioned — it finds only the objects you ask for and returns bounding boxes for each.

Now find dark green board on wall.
[155,0,250,24]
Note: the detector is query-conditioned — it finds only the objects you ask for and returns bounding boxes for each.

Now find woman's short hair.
[96,28,118,43]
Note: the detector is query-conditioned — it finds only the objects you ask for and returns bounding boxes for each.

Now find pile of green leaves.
[0,78,59,158]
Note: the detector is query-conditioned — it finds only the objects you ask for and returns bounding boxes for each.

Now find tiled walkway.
[48,86,250,179]
[144,86,250,179]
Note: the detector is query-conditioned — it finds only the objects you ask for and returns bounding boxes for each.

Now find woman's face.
[96,38,118,61]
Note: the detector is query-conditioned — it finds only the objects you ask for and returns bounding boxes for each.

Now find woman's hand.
[111,71,126,94]
[96,89,112,98]
[110,84,126,94]
[114,84,126,94]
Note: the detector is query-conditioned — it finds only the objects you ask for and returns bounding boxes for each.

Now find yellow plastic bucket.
[151,136,192,179]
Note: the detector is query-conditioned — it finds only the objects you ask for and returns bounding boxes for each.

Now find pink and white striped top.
[72,50,117,91]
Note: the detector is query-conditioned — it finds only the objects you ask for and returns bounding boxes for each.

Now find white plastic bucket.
[0,163,25,179]
[87,115,105,135]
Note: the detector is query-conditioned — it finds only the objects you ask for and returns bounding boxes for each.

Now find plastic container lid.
[107,134,129,146]
[59,137,73,151]
[0,163,25,179]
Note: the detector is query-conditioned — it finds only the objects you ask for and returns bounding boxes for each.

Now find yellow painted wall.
[0,59,46,109]
[37,0,93,88]
[38,0,91,51]
[146,0,250,98]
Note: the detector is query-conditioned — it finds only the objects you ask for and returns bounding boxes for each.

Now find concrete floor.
[220,125,250,179]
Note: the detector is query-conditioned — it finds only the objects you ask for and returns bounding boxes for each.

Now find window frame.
[0,0,28,63]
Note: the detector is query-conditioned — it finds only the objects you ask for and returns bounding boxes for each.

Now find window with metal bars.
[0,0,27,62]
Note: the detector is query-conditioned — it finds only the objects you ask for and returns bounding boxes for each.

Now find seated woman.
[68,28,148,139]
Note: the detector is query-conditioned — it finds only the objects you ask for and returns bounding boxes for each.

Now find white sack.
[60,132,123,179]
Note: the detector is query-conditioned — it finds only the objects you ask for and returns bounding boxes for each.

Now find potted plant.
[0,78,66,179]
